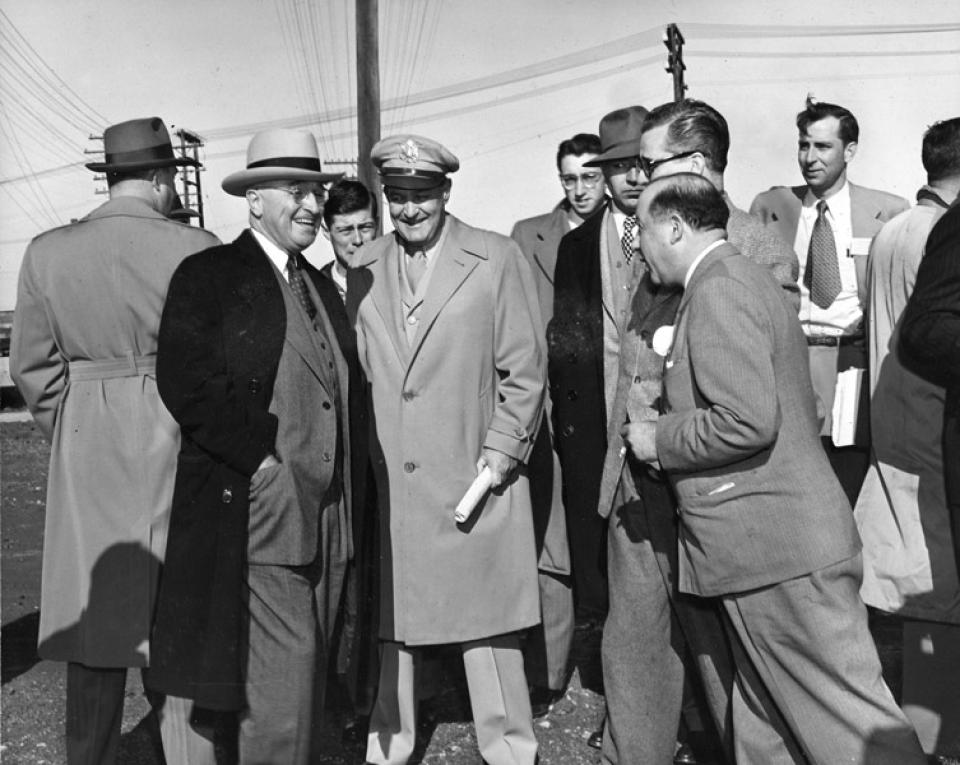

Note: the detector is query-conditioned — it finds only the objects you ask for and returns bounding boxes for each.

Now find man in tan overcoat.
[10,117,219,764]
[350,134,545,765]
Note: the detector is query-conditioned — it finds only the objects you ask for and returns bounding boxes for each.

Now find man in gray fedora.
[146,128,352,764]
[11,116,219,764]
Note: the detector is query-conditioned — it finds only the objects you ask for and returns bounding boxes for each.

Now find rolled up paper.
[454,466,494,523]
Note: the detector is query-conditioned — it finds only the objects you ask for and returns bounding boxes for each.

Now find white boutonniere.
[652,324,675,357]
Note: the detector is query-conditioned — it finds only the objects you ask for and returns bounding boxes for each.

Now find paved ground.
[2,418,955,764]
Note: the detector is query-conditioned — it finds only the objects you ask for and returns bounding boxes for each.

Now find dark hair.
[922,117,960,182]
[555,133,602,170]
[645,173,729,232]
[105,166,164,188]
[796,98,859,145]
[642,99,729,174]
[322,178,378,226]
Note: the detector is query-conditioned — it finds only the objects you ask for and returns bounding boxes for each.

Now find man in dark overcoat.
[146,128,352,764]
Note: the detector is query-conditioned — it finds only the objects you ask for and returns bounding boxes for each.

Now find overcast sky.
[1,0,959,309]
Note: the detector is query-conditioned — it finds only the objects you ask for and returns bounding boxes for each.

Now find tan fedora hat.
[583,106,649,166]
[85,117,199,173]
[222,128,343,196]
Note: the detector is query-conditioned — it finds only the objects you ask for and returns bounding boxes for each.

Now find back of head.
[555,133,602,170]
[922,117,960,183]
[643,99,730,174]
[645,172,730,233]
[323,179,378,227]
[796,97,859,145]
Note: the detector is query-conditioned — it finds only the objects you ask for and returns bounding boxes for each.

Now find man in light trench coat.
[10,117,219,764]
[350,134,545,765]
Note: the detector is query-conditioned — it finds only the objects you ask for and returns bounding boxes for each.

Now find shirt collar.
[684,239,726,289]
[250,228,294,278]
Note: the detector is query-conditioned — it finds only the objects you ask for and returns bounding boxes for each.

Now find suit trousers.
[524,569,574,690]
[239,506,347,765]
[720,554,925,765]
[601,488,734,765]
[65,663,126,765]
[367,636,538,765]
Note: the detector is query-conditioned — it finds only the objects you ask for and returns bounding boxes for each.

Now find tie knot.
[816,199,829,217]
[287,254,301,273]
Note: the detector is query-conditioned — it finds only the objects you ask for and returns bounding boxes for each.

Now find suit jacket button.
[221,487,233,503]
[567,389,578,401]
[322,401,331,410]
[322,452,332,462]
[248,378,261,394]
[563,424,575,437]
[404,461,416,473]
[567,353,577,364]
[402,390,415,401]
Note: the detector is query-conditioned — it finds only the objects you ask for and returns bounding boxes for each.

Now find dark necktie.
[621,215,637,264]
[803,200,842,309]
[286,254,317,319]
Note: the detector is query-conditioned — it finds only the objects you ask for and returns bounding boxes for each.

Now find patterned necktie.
[621,215,637,264]
[406,250,428,293]
[803,200,842,309]
[286,254,317,319]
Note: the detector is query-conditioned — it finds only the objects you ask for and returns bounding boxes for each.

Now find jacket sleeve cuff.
[483,428,529,461]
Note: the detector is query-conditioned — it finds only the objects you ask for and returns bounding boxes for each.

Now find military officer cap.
[371,134,459,190]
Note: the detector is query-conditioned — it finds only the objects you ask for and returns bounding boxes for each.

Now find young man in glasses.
[508,132,605,718]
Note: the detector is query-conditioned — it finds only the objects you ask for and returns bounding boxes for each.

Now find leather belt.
[805,334,862,348]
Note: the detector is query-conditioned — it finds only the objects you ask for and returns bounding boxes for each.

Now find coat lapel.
[408,217,479,365]
[365,238,411,367]
[531,205,568,286]
[848,183,885,238]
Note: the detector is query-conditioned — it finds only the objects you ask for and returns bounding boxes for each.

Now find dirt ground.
[1,418,954,764]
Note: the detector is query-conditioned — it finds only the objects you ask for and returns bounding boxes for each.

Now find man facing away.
[509,132,606,715]
[623,172,925,765]
[750,98,909,505]
[10,116,220,764]
[145,128,352,764]
[351,134,544,765]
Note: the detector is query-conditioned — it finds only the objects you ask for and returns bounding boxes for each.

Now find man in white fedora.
[146,128,353,764]
[11,116,219,765]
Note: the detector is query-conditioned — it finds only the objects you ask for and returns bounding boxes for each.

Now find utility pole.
[356,0,382,231]
[173,128,205,227]
[663,23,687,102]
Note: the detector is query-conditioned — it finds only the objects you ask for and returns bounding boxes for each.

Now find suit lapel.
[532,206,568,286]
[408,217,479,365]
[366,238,411,367]
[848,183,885,237]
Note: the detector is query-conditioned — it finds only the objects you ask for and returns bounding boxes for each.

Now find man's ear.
[843,141,858,165]
[246,189,262,218]
[689,152,707,177]
[669,212,684,245]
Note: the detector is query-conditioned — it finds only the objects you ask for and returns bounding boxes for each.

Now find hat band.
[248,156,324,171]
[103,143,176,166]
[380,168,446,180]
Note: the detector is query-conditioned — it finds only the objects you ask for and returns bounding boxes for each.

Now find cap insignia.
[400,139,420,164]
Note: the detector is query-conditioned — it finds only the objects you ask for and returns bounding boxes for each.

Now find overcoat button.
[248,378,261,394]
[221,487,233,503]
[567,389,578,401]
[567,353,577,364]
[402,391,415,401]
[404,462,416,473]
[322,401,331,410]
[322,452,332,462]
[563,424,575,436]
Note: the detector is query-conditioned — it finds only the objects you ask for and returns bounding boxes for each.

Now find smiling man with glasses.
[146,128,354,764]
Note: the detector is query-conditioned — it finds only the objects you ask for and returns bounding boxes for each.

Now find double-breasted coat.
[348,214,545,645]
[10,197,219,667]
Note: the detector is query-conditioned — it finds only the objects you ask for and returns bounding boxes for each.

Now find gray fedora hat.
[85,117,199,173]
[222,128,343,196]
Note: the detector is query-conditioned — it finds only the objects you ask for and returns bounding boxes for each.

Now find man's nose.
[351,227,364,245]
[626,166,642,184]
[402,201,417,217]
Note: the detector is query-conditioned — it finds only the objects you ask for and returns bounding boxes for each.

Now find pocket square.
[652,324,676,357]
[665,359,675,369]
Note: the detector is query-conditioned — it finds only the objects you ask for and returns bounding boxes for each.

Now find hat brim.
[85,156,201,173]
[222,167,344,197]
[582,139,645,166]
[379,174,449,191]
